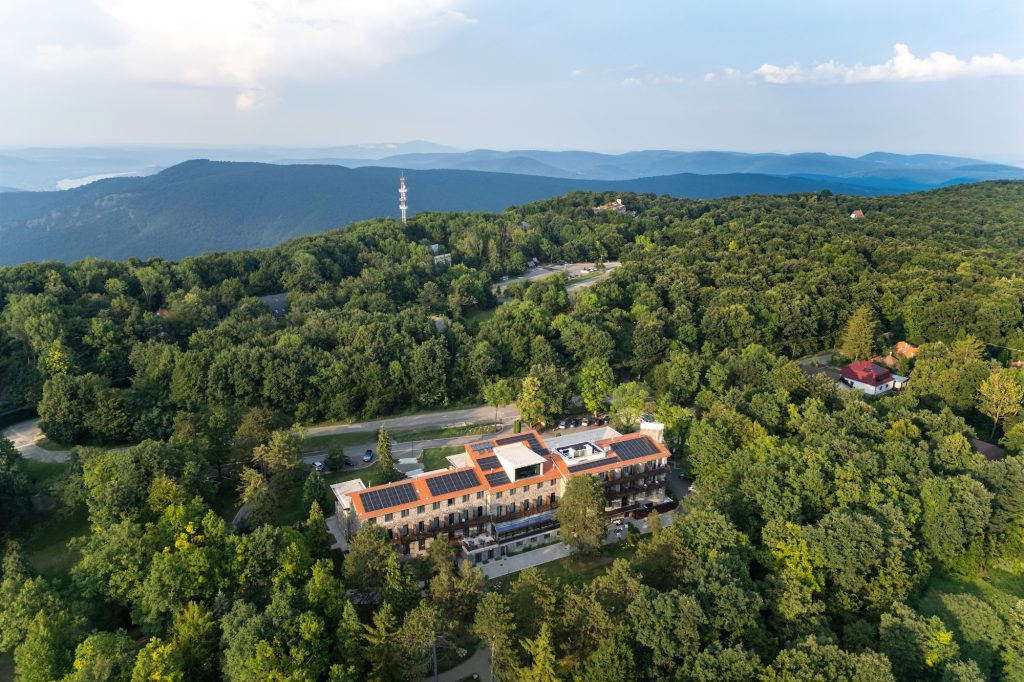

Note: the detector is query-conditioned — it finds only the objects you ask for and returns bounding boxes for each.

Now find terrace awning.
[494,510,556,535]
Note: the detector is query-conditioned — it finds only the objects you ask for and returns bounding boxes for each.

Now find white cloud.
[751,44,1024,84]
[623,77,642,87]
[571,68,585,77]
[703,72,716,82]
[622,73,686,86]
[5,0,473,110]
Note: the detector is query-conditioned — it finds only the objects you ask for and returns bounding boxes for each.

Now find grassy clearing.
[490,543,636,592]
[302,422,496,453]
[22,508,90,579]
[22,459,70,494]
[34,436,70,452]
[422,445,465,472]
[916,566,1024,679]
[463,307,497,327]
[567,269,606,285]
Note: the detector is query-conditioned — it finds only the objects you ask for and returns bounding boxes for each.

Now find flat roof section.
[612,437,661,460]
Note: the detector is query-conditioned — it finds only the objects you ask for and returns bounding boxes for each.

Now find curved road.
[304,403,519,438]
[2,418,71,462]
[4,404,522,463]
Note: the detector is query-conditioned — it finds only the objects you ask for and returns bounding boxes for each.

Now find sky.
[1,0,1023,162]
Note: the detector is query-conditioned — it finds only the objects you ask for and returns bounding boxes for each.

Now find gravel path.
[2,418,71,462]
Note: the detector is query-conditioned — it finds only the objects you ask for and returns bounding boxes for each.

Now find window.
[400,525,409,537]
[496,491,502,499]
[400,509,409,518]
[537,483,543,490]
[496,504,504,516]
[462,495,469,503]
[537,496,544,508]
[509,502,517,513]
[417,521,424,533]
[365,518,376,526]
[523,499,530,511]
[447,498,454,507]
[476,491,484,500]
[384,513,393,522]
[550,493,557,504]
[549,479,555,487]
[417,505,425,514]
[432,518,440,530]
[432,502,440,511]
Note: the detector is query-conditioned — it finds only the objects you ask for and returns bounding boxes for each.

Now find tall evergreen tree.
[840,306,878,360]
[377,427,398,483]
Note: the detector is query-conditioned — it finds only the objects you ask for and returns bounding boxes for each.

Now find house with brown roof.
[332,426,670,562]
[840,360,908,395]
[892,341,918,360]
[850,209,865,219]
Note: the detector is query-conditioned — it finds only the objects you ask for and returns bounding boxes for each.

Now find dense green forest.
[1,181,1024,680]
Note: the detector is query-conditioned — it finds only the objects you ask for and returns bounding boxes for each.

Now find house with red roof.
[840,360,908,395]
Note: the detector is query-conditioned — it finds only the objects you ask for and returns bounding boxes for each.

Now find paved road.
[2,418,71,462]
[433,645,490,682]
[305,403,519,439]
[493,261,621,299]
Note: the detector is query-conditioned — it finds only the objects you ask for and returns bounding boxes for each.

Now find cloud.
[571,68,585,77]
[622,73,686,87]
[751,44,1024,84]
[5,0,473,110]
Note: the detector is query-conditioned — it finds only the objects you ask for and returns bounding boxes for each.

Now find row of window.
[375,479,557,522]
[376,493,560,535]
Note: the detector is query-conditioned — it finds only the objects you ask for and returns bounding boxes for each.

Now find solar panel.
[425,469,482,496]
[485,471,510,486]
[496,433,544,453]
[470,441,494,453]
[568,456,618,473]
[476,455,501,471]
[613,438,660,461]
[361,483,419,512]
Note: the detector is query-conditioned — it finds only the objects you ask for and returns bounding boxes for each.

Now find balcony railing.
[491,501,559,523]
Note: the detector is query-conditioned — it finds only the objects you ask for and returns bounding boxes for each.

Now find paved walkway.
[432,645,490,682]
[2,418,71,462]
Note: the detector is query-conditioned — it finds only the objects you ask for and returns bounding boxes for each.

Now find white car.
[312,461,325,472]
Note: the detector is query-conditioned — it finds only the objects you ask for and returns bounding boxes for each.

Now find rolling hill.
[0,159,926,265]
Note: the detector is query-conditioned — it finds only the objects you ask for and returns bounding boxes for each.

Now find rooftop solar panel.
[568,456,619,473]
[470,441,494,453]
[613,437,660,461]
[476,455,501,471]
[496,433,544,453]
[425,469,481,497]
[485,471,510,486]
[361,483,419,512]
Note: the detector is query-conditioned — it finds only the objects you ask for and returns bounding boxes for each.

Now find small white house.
[840,360,907,395]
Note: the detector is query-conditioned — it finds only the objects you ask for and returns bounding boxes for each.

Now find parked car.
[362,449,374,463]
[343,455,355,467]
[557,419,567,430]
[581,417,590,427]
[312,461,325,472]
[571,417,581,428]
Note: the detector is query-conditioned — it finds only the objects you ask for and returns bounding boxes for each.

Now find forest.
[1,180,1023,680]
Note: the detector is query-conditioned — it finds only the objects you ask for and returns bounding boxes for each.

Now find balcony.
[492,501,558,523]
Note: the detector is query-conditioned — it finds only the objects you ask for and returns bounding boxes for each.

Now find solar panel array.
[485,471,510,486]
[568,456,618,473]
[496,433,545,453]
[361,483,419,512]
[613,437,661,461]
[470,441,494,454]
[425,469,481,497]
[476,455,501,471]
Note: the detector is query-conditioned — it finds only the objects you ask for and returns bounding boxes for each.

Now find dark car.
[362,449,374,463]
[571,417,581,428]
[343,455,355,467]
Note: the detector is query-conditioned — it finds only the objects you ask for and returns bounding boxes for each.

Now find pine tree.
[304,501,332,559]
[473,593,515,682]
[377,427,398,483]
[516,623,560,682]
[302,469,335,515]
[840,306,878,360]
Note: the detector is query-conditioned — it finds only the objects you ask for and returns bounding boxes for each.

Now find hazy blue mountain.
[0,141,460,190]
[0,159,884,265]
[342,149,1024,184]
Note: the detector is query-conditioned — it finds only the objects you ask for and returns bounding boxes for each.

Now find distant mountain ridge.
[0,160,894,265]
[339,149,1024,184]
